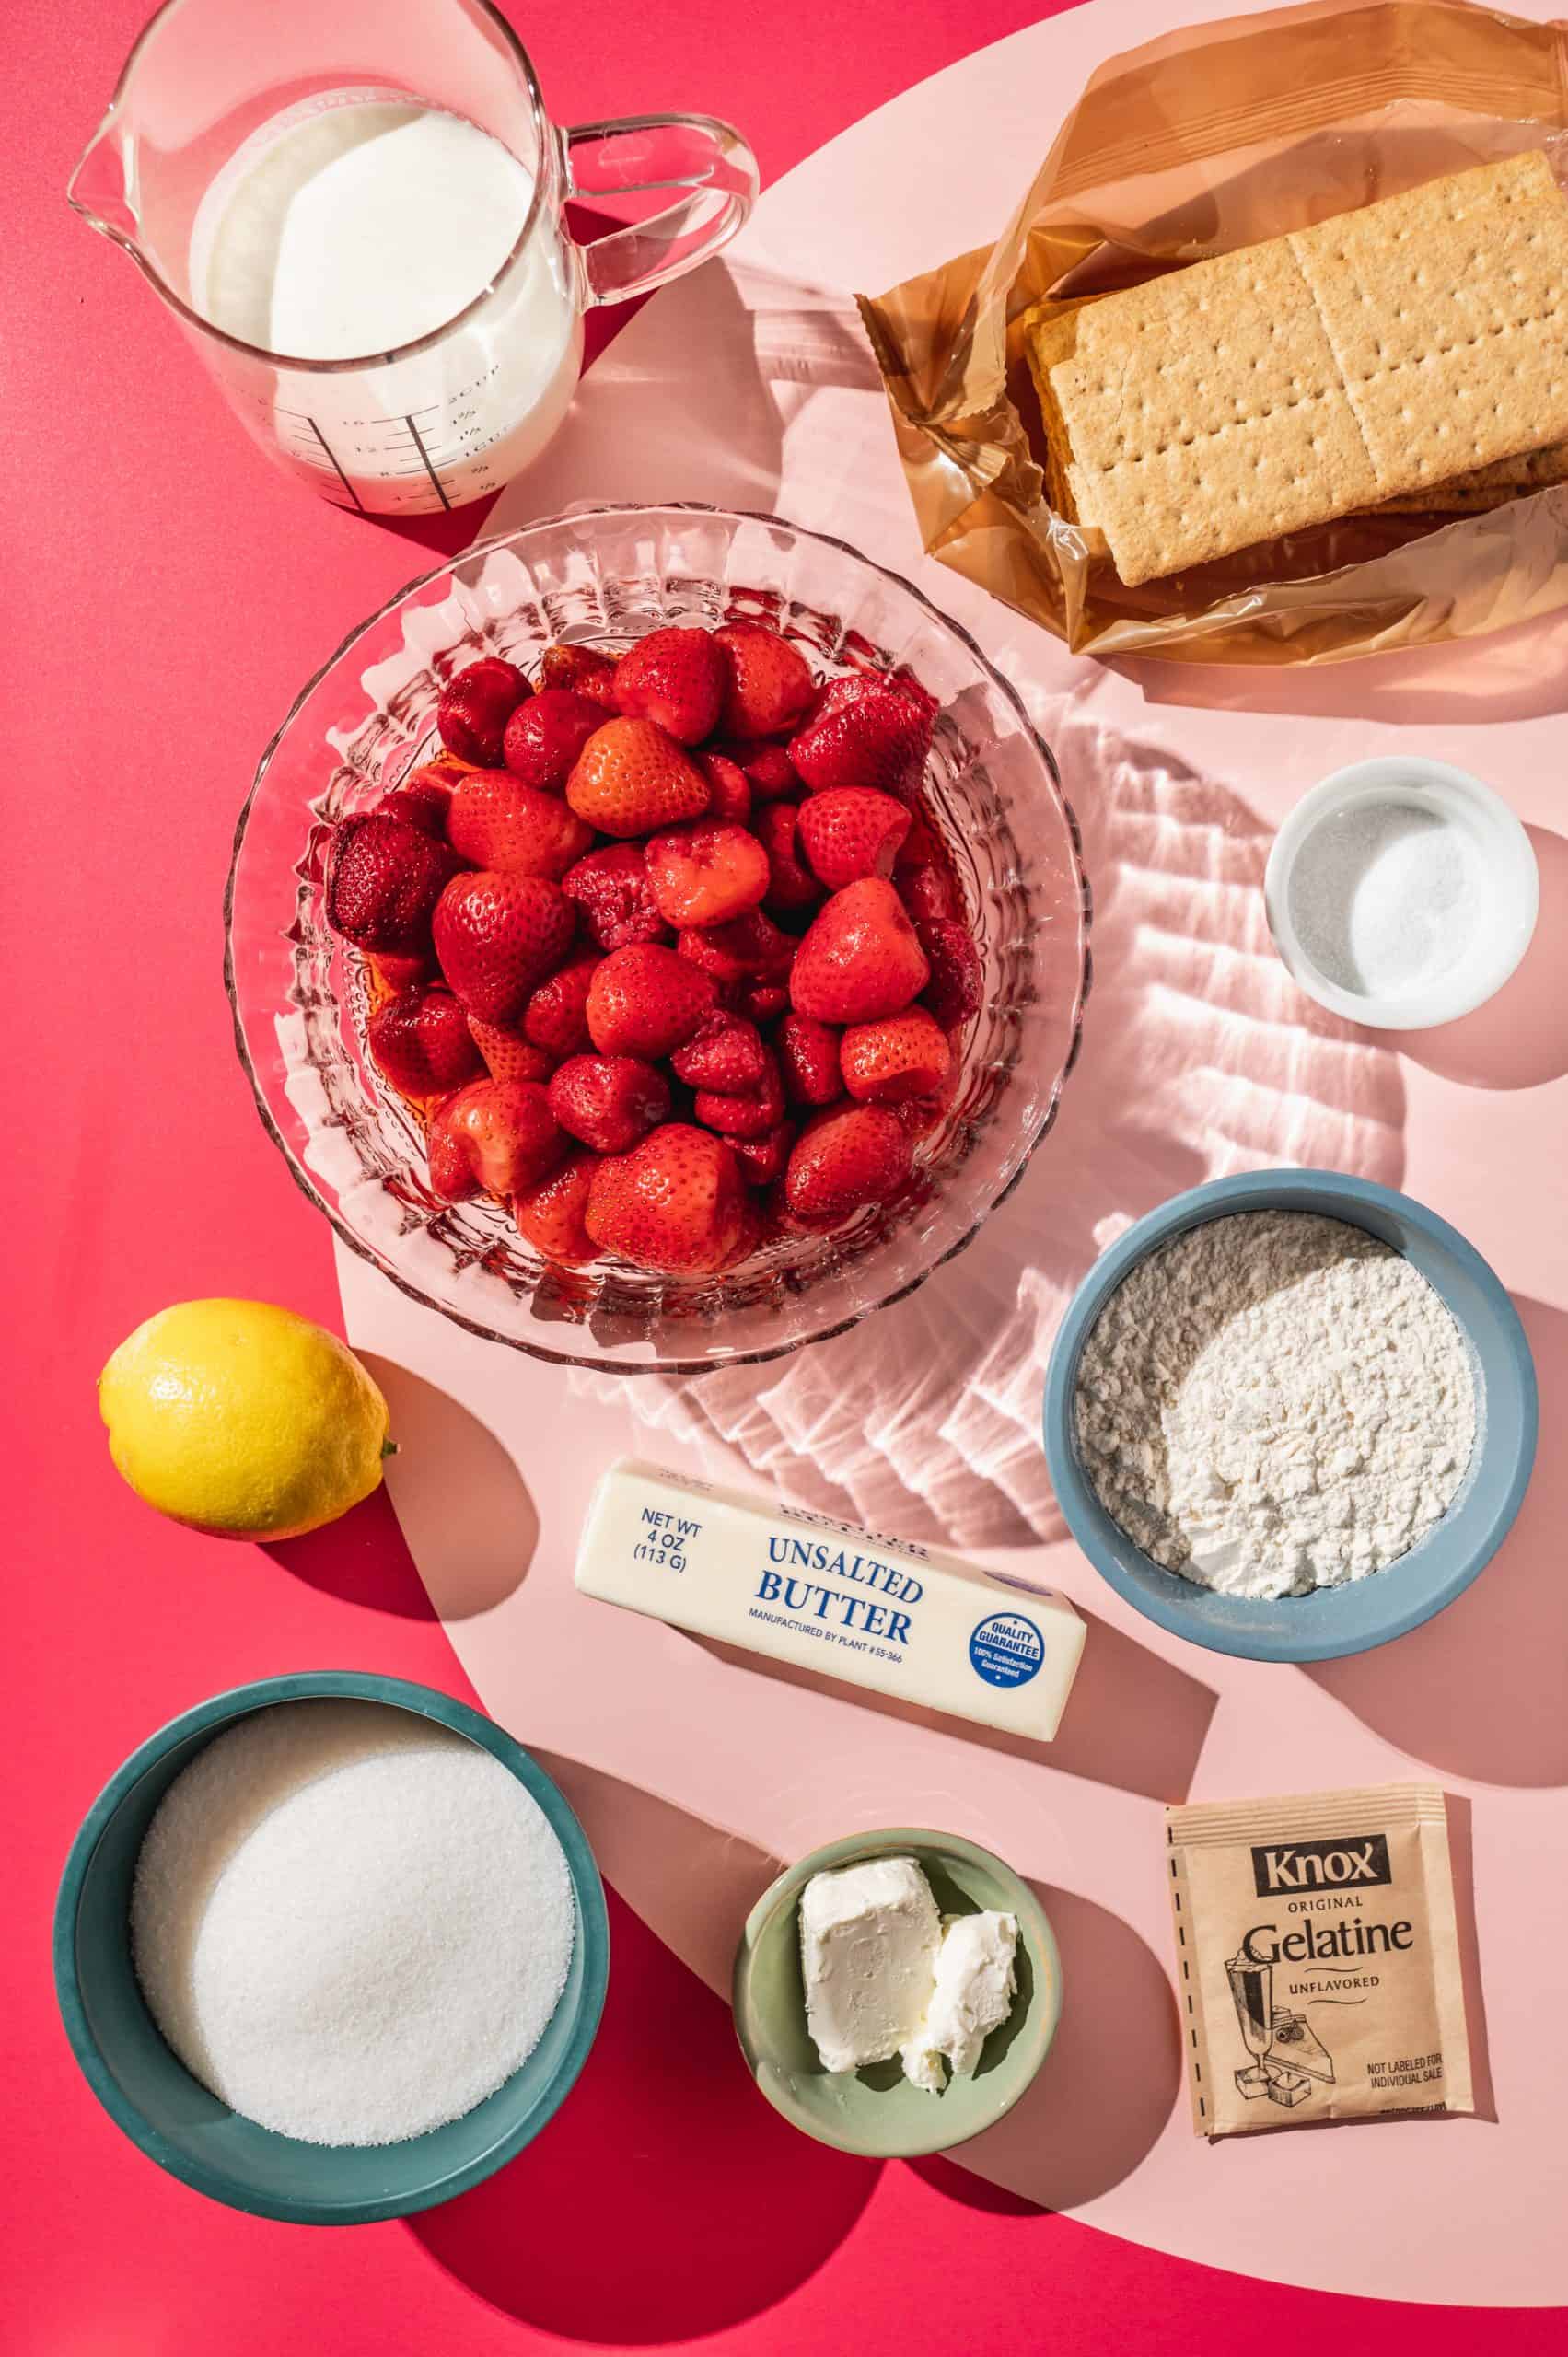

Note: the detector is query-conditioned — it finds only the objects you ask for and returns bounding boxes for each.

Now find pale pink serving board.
[338,0,1568,2304]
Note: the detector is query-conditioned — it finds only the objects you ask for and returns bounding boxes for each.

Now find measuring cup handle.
[563,113,758,308]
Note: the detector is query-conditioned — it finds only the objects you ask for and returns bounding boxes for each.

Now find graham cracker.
[1026,151,1568,585]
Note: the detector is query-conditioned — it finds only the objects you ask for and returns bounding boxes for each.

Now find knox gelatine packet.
[1166,1782,1473,2138]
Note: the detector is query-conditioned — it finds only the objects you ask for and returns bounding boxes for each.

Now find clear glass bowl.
[226,504,1090,1374]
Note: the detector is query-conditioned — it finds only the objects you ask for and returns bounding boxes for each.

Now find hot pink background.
[6,0,1564,2350]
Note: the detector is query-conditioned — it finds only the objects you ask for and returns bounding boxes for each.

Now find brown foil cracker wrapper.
[856,0,1568,664]
[1166,1783,1474,2138]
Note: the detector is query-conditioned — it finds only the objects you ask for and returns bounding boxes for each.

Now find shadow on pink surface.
[262,1487,439,1619]
[696,1600,1218,1803]
[1386,826,1568,1090]
[1307,1297,1567,1788]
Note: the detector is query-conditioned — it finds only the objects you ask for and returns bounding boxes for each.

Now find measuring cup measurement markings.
[69,0,758,515]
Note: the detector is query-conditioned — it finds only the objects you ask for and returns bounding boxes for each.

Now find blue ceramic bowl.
[1042,1171,1536,1663]
[53,1672,610,2223]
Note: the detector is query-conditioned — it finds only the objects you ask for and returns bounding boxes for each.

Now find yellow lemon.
[99,1300,392,1541]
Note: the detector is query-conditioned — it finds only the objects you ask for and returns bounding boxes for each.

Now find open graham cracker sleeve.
[856,0,1568,665]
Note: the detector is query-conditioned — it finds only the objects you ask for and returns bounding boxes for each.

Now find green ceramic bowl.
[53,1672,610,2224]
[732,1829,1062,2158]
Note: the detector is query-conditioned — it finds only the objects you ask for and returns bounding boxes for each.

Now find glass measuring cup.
[69,0,758,515]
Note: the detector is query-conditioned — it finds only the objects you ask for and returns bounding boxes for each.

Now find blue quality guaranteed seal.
[969,1610,1045,1689]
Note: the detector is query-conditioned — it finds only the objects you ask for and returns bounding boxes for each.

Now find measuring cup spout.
[67,114,141,249]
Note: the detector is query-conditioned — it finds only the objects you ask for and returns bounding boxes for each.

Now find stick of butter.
[575,1460,1086,1742]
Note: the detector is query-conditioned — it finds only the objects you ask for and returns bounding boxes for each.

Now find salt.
[131,1701,575,2148]
[1287,800,1480,998]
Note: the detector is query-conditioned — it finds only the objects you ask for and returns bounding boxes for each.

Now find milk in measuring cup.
[192,96,582,512]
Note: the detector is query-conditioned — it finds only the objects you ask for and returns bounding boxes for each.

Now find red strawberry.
[672,1012,768,1093]
[566,718,711,839]
[678,909,796,986]
[645,821,769,929]
[777,1012,843,1107]
[587,943,717,1059]
[729,979,790,1026]
[789,878,929,1024]
[586,1123,747,1274]
[447,770,593,879]
[841,1007,950,1104]
[714,621,816,738]
[427,1078,563,1202]
[326,813,459,956]
[562,842,668,952]
[611,625,727,745]
[522,949,600,1057]
[693,1049,784,1140]
[784,1103,912,1229]
[790,684,931,796]
[467,1019,556,1086]
[895,1055,962,1139]
[436,656,529,767]
[367,986,485,1098]
[433,871,575,1023]
[548,1053,670,1154]
[503,689,604,793]
[733,1120,793,1185]
[711,741,801,801]
[514,1148,600,1265]
[379,767,454,837]
[369,949,435,994]
[755,800,822,913]
[796,788,912,891]
[695,750,751,825]
[918,917,983,1029]
[808,668,935,729]
[540,644,619,709]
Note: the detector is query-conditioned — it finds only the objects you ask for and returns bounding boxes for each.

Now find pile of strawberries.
[323,617,983,1278]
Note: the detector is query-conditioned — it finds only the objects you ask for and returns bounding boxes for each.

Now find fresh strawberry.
[611,625,727,745]
[368,949,435,994]
[711,741,801,801]
[587,943,717,1059]
[447,770,593,879]
[714,621,816,738]
[503,689,605,793]
[467,1020,556,1086]
[326,813,459,956]
[548,1053,670,1154]
[514,1148,600,1265]
[562,842,669,951]
[426,1078,563,1202]
[789,683,931,796]
[754,800,822,913]
[695,750,751,825]
[436,656,529,767]
[566,718,711,839]
[672,1012,768,1093]
[789,878,929,1024]
[732,1120,794,1186]
[777,1011,843,1107]
[379,767,454,837]
[540,644,619,709]
[784,1103,912,1229]
[366,986,485,1099]
[728,980,790,1026]
[693,1048,784,1140]
[521,949,600,1057]
[433,871,575,1023]
[808,668,935,729]
[678,909,796,986]
[841,1007,950,1104]
[796,788,912,891]
[918,916,984,1029]
[585,1123,747,1274]
[645,820,770,929]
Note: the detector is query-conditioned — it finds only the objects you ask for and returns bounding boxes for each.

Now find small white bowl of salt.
[1264,755,1539,1031]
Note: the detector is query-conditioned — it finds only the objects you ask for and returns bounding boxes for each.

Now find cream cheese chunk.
[799,1858,941,2074]
[901,1910,1019,2092]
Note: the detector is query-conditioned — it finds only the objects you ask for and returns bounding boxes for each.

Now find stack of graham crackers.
[1021,150,1568,586]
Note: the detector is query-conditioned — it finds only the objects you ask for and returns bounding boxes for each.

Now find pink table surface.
[5,1,1564,2351]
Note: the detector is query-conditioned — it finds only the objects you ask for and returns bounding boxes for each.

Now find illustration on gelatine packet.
[1226,1935,1338,2110]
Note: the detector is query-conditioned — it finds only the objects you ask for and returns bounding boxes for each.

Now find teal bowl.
[53,1672,610,2223]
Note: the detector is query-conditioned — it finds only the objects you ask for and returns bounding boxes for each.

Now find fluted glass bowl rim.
[224,501,1092,1375]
